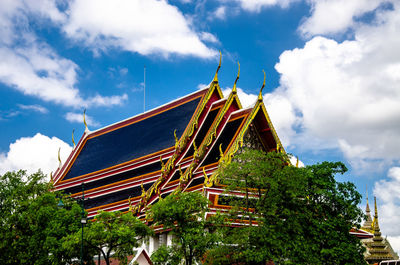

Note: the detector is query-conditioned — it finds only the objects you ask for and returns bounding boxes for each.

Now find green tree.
[149,191,221,265]
[204,149,366,265]
[0,170,83,265]
[62,210,152,265]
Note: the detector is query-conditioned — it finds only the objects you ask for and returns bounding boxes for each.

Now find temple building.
[52,59,283,260]
[361,196,399,264]
[52,57,397,264]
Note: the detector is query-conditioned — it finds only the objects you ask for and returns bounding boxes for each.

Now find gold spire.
[366,184,371,214]
[296,156,299,168]
[366,196,393,264]
[49,171,53,184]
[213,51,222,83]
[72,129,76,148]
[83,109,88,132]
[374,196,379,229]
[363,184,373,230]
[57,147,61,168]
[258,70,266,101]
[232,61,240,94]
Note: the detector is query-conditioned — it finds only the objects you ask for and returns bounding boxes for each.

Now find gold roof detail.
[365,197,394,264]
[213,50,222,83]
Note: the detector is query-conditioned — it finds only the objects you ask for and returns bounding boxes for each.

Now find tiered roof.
[364,197,398,264]
[53,57,283,218]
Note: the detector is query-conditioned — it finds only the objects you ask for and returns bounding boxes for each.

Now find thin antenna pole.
[144,65,146,112]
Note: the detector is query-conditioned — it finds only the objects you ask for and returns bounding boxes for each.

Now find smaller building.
[361,195,399,264]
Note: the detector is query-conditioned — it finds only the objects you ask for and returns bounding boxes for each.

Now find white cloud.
[221,87,298,147]
[0,133,72,177]
[199,32,220,44]
[0,42,128,108]
[299,0,387,37]
[289,155,305,167]
[387,236,400,257]
[65,112,100,127]
[17,104,48,114]
[0,0,128,108]
[213,6,227,20]
[0,0,65,45]
[197,83,209,90]
[264,91,299,147]
[119,68,128,76]
[269,2,400,170]
[63,0,217,58]
[222,87,257,108]
[374,167,400,254]
[234,0,300,12]
[174,0,192,3]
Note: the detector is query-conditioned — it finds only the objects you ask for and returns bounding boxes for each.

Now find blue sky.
[1,0,400,252]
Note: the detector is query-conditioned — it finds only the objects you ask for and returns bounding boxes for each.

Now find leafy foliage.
[205,149,366,265]
[0,170,83,265]
[62,210,152,265]
[150,244,182,265]
[149,191,222,265]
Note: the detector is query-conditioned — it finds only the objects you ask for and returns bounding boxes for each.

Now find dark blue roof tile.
[64,97,201,180]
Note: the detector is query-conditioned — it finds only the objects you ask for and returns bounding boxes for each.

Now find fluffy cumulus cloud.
[0,0,216,108]
[222,87,258,108]
[221,87,297,148]
[63,0,217,58]
[374,167,400,253]
[65,112,100,127]
[299,0,387,37]
[227,0,390,37]
[234,0,300,12]
[268,2,400,172]
[0,133,72,177]
[0,0,128,108]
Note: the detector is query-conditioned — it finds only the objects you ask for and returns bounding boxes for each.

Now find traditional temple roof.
[364,197,398,264]
[53,56,284,218]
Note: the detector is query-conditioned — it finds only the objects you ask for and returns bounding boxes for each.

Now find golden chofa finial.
[213,50,222,82]
[83,109,89,132]
[57,147,61,168]
[174,129,179,149]
[49,171,53,183]
[232,61,240,94]
[72,129,76,148]
[219,143,224,158]
[258,70,266,101]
